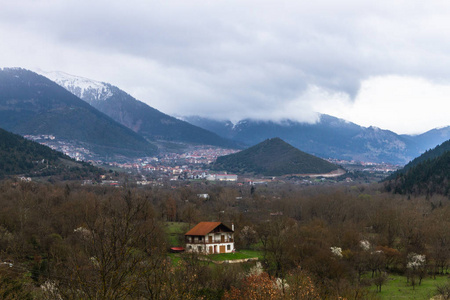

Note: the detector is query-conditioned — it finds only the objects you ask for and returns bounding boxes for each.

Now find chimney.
[231,223,234,231]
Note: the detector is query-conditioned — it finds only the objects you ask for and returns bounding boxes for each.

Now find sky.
[1,0,449,134]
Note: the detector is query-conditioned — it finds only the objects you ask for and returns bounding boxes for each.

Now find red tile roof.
[185,222,232,236]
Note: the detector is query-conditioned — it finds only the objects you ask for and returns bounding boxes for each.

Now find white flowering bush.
[73,226,91,239]
[90,256,100,268]
[249,262,264,276]
[360,240,371,251]
[274,277,289,290]
[407,253,426,269]
[330,246,343,258]
[41,280,62,300]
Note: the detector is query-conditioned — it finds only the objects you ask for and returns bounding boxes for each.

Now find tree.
[406,253,427,289]
[223,272,283,300]
[373,272,388,293]
[285,267,320,299]
[54,190,165,299]
[436,282,450,300]
[165,196,177,222]
[256,217,297,279]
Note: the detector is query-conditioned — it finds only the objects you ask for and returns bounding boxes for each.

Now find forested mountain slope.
[385,140,450,196]
[0,127,103,180]
[212,137,339,176]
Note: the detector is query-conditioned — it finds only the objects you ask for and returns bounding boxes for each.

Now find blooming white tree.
[360,240,371,251]
[330,246,343,258]
[249,262,264,276]
[407,253,426,270]
[41,280,62,300]
[406,252,427,288]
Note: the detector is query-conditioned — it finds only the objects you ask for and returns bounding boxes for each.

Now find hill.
[388,139,450,178]
[184,115,450,165]
[0,127,104,180]
[385,140,450,196]
[41,71,241,150]
[212,137,340,176]
[0,68,157,160]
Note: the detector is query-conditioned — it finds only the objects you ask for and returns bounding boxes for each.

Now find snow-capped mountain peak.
[37,70,113,102]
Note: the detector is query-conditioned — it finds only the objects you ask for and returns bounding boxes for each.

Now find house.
[185,222,235,254]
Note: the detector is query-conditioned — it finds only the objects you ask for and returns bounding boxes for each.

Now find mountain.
[0,127,103,180]
[385,140,450,196]
[41,71,241,150]
[183,115,450,165]
[0,68,157,160]
[404,126,450,151]
[386,139,450,179]
[212,137,340,176]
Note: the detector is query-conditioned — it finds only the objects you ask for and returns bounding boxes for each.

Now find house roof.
[185,222,233,236]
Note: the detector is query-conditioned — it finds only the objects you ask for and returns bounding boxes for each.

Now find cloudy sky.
[1,0,449,134]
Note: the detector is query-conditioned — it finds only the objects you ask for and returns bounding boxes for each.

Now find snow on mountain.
[37,70,113,102]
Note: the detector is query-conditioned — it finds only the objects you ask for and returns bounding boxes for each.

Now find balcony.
[185,238,234,244]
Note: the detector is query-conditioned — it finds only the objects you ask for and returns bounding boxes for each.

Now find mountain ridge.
[183,115,450,165]
[41,71,241,150]
[0,68,157,160]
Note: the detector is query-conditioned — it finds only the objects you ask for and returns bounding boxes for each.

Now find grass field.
[207,249,263,261]
[373,274,449,299]
[165,222,189,246]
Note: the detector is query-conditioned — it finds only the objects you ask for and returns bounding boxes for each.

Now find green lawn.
[168,253,182,265]
[165,222,189,234]
[373,274,449,299]
[207,249,263,261]
[165,222,189,246]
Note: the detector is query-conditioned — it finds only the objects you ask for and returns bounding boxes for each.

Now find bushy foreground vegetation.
[0,180,448,299]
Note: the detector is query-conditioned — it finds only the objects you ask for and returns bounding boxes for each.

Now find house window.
[227,245,231,250]
[197,246,202,252]
[199,236,203,241]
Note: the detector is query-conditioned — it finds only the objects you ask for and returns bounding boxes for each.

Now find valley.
[0,67,448,300]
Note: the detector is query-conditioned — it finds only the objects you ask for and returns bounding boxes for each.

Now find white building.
[185,222,235,254]
[214,174,238,182]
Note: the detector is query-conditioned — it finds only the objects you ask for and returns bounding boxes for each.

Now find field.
[165,221,189,246]
[373,274,449,299]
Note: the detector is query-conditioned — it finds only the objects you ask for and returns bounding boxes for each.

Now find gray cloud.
[1,0,450,132]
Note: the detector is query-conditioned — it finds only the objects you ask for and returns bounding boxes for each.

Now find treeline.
[386,151,450,197]
[0,181,448,299]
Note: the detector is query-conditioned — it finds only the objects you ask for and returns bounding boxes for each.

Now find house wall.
[185,242,234,254]
[186,232,234,254]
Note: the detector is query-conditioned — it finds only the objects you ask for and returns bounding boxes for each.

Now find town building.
[206,174,238,182]
[215,174,238,181]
